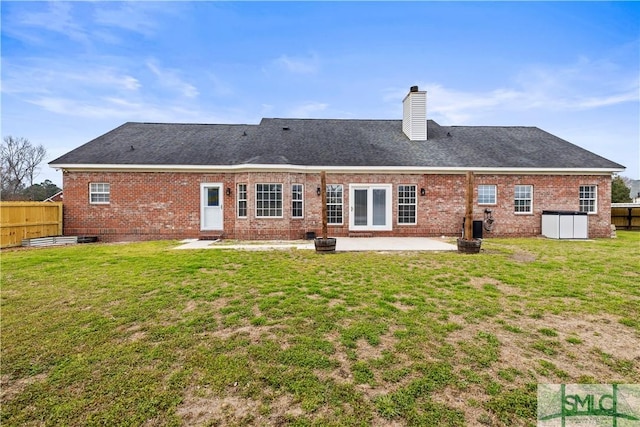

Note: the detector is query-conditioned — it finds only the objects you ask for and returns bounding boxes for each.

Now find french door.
[349,184,392,231]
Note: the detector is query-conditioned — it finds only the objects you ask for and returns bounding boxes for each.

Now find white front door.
[201,183,223,231]
[349,184,392,231]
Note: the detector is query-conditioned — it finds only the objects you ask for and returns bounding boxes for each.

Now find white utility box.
[541,211,588,239]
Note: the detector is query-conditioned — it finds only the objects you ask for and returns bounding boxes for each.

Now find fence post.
[58,203,63,236]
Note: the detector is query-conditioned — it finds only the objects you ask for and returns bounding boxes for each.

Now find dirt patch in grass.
[328,298,345,308]
[468,277,526,298]
[199,263,244,275]
[432,385,502,427]
[177,391,261,425]
[370,414,406,427]
[184,300,197,312]
[209,325,288,347]
[468,277,500,290]
[510,251,537,263]
[210,297,229,309]
[207,297,229,325]
[320,331,353,384]
[445,313,470,328]
[177,388,311,426]
[442,312,639,425]
[272,394,304,413]
[265,291,285,297]
[319,364,353,385]
[391,301,414,312]
[517,313,640,363]
[0,373,48,402]
[621,270,640,278]
[116,324,147,343]
[356,338,386,361]
[446,313,639,385]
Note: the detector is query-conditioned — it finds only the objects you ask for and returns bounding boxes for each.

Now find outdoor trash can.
[462,218,483,239]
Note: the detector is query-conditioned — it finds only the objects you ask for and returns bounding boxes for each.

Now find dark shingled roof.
[50,119,624,170]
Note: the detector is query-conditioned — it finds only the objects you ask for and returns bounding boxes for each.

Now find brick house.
[50,86,624,242]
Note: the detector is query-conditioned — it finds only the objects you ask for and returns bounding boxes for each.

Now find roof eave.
[49,163,625,175]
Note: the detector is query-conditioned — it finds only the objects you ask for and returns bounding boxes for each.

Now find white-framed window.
[514,185,533,214]
[398,185,417,224]
[237,184,247,218]
[292,184,304,218]
[327,184,343,225]
[579,185,597,213]
[256,183,282,218]
[478,185,497,205]
[89,183,110,204]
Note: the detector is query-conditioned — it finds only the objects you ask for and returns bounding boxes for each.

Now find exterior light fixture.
[317,187,321,196]
[420,188,426,196]
[226,188,232,196]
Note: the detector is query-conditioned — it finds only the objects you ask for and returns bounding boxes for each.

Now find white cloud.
[74,69,141,92]
[274,53,320,74]
[388,57,640,125]
[288,102,329,118]
[205,73,234,97]
[423,85,522,124]
[146,60,199,98]
[3,2,177,49]
[512,57,639,110]
[28,97,139,120]
[27,95,215,124]
[120,75,142,91]
[574,93,638,109]
[260,104,275,117]
[92,3,162,37]
[17,2,89,45]
[1,62,140,95]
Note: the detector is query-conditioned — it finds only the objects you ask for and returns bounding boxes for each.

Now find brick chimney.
[402,85,427,141]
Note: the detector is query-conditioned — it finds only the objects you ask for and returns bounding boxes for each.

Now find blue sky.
[2,1,639,187]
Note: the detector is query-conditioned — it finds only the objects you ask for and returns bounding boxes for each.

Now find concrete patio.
[175,237,457,252]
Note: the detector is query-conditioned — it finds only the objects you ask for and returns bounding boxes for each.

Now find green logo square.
[538,384,640,426]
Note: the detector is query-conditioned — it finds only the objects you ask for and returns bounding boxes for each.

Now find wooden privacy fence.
[0,202,63,248]
[611,203,640,230]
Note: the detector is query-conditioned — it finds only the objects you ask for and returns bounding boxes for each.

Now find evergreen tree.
[22,180,62,201]
[611,175,631,203]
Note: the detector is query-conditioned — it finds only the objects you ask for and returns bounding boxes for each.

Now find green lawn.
[2,232,639,426]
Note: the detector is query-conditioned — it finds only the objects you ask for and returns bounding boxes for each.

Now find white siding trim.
[52,163,624,175]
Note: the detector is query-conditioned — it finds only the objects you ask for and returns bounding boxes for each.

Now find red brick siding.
[62,171,613,241]
[472,174,612,238]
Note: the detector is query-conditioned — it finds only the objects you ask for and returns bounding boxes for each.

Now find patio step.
[199,234,223,240]
[348,232,374,238]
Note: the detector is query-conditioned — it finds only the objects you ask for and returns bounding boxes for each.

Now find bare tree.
[1,136,47,199]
